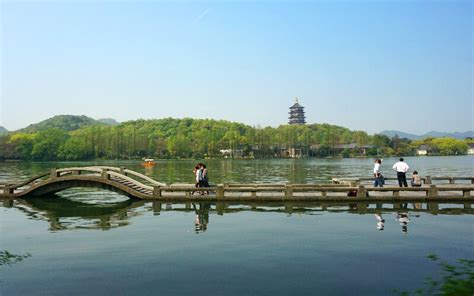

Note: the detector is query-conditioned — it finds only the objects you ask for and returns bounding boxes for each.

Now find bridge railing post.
[153,186,162,198]
[216,184,225,199]
[4,185,14,196]
[356,185,367,198]
[425,176,432,185]
[428,185,438,198]
[251,189,257,198]
[50,168,59,180]
[101,169,110,180]
[285,183,293,198]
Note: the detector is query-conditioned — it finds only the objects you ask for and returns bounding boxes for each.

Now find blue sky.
[1,0,472,134]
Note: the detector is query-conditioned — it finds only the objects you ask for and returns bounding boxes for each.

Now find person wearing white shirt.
[392,158,409,187]
[373,159,383,187]
[373,159,381,175]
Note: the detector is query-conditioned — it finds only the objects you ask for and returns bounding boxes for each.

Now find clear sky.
[1,0,472,134]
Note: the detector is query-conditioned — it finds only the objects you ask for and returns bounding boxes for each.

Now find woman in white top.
[373,159,383,187]
[192,164,202,195]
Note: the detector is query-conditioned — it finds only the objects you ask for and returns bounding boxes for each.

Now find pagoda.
[288,98,306,125]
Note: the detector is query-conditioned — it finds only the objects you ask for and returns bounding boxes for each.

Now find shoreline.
[1,154,472,163]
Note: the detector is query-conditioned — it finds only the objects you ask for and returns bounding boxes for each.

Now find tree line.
[0,118,470,161]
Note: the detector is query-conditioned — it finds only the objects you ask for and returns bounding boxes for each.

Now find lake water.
[1,156,473,295]
[1,155,473,184]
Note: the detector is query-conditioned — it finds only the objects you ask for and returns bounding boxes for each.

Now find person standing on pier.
[373,159,384,187]
[200,164,210,195]
[392,158,409,187]
[193,164,203,195]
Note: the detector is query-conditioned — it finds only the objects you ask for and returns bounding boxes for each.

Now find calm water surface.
[1,157,473,295]
[0,155,473,184]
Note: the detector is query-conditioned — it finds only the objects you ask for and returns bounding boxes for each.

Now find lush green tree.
[7,133,37,159]
[432,138,468,155]
[391,135,414,156]
[31,129,69,160]
[371,134,392,148]
[59,137,92,160]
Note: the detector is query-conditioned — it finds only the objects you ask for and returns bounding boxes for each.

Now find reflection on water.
[397,212,411,234]
[0,250,31,267]
[193,203,210,233]
[2,195,472,233]
[375,213,385,230]
[5,195,143,231]
[1,195,473,295]
[393,254,474,296]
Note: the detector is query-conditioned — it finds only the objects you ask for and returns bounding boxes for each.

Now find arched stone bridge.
[0,166,166,199]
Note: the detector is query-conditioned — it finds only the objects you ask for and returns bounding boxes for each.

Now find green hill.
[18,115,102,133]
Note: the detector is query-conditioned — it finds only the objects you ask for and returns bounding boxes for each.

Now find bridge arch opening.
[55,188,131,203]
[25,179,138,200]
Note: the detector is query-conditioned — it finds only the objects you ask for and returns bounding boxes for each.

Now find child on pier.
[411,171,422,187]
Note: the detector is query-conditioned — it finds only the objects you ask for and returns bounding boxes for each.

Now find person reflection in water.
[375,213,385,231]
[397,213,410,234]
[193,203,210,234]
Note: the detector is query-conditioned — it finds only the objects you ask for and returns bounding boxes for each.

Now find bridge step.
[109,176,152,195]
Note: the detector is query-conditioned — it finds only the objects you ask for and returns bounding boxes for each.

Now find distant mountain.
[423,131,474,139]
[380,130,474,140]
[379,130,418,140]
[0,126,8,135]
[97,118,119,125]
[18,115,102,133]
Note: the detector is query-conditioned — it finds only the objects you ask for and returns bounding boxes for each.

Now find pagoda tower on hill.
[288,98,306,125]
